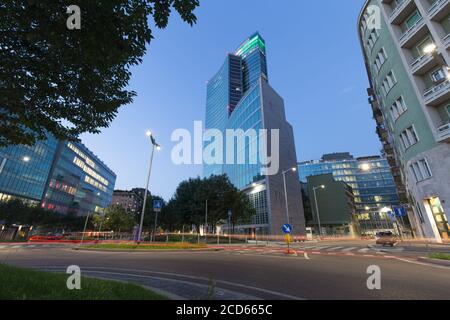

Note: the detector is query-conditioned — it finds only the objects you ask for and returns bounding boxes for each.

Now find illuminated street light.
[313,185,326,238]
[282,167,298,224]
[137,130,161,243]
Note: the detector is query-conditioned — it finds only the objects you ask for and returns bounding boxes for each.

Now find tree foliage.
[162,175,255,232]
[103,205,135,232]
[0,0,200,146]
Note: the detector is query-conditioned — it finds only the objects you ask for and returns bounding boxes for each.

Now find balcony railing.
[410,53,434,73]
[443,33,450,48]
[399,17,424,45]
[437,123,450,142]
[424,79,450,103]
[390,0,409,21]
[429,0,448,17]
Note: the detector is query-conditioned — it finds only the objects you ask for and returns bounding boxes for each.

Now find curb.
[72,247,223,253]
[417,257,450,267]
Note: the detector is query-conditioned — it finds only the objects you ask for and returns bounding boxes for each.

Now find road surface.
[0,242,449,300]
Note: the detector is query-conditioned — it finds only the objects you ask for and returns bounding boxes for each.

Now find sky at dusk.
[80,0,378,200]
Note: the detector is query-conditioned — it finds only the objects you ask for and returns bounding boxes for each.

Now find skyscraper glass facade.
[0,135,58,202]
[224,83,263,190]
[235,33,268,93]
[204,33,305,235]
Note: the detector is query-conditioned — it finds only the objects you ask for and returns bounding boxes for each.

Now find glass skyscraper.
[298,153,408,235]
[0,138,116,217]
[204,33,305,235]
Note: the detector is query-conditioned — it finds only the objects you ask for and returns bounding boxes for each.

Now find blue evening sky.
[80,0,377,200]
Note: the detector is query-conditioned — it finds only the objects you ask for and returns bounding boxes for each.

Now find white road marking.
[358,248,370,253]
[342,247,358,252]
[326,247,343,251]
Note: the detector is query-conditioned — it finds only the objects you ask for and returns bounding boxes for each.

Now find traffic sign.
[153,199,163,212]
[282,224,292,234]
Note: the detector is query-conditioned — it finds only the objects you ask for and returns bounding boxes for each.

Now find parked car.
[375,231,398,247]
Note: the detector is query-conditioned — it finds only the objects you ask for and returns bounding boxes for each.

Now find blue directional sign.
[153,199,163,211]
[282,224,293,234]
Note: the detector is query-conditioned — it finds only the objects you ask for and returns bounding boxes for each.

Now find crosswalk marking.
[342,247,358,252]
[358,248,370,253]
[326,246,344,251]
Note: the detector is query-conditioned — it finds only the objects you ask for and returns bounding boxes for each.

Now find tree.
[164,175,256,232]
[0,0,200,147]
[103,205,135,232]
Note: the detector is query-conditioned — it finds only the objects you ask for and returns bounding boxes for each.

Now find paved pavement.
[1,244,449,300]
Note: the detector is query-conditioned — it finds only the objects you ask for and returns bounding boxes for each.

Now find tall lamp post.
[313,185,326,238]
[137,130,161,243]
[282,167,298,224]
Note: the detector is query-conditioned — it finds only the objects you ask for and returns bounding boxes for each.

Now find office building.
[0,139,116,217]
[307,174,357,236]
[204,33,305,235]
[299,153,406,235]
[358,0,450,241]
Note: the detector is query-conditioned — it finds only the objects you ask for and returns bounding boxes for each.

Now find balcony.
[443,33,450,49]
[437,123,450,142]
[377,126,389,141]
[399,18,427,48]
[429,0,450,21]
[424,79,450,106]
[410,53,440,75]
[383,142,395,155]
[390,0,415,24]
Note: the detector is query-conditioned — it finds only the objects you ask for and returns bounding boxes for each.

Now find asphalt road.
[1,245,450,300]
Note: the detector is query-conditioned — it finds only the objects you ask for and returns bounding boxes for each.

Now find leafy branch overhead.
[0,0,200,147]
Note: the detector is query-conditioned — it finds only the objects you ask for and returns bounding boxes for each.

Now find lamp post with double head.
[137,130,161,243]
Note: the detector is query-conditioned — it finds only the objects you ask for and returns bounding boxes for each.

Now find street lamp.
[137,130,161,243]
[313,185,326,238]
[282,167,297,224]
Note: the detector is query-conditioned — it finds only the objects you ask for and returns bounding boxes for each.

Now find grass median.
[428,253,450,261]
[0,264,167,300]
[78,242,208,251]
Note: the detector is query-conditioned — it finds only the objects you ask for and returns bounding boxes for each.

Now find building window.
[374,48,388,73]
[390,96,407,121]
[410,158,432,183]
[430,68,447,84]
[366,29,379,52]
[382,70,397,96]
[400,125,419,150]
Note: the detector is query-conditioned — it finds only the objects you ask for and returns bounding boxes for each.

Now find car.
[375,231,399,247]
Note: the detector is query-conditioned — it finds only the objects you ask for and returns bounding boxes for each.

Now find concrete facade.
[358,0,450,241]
